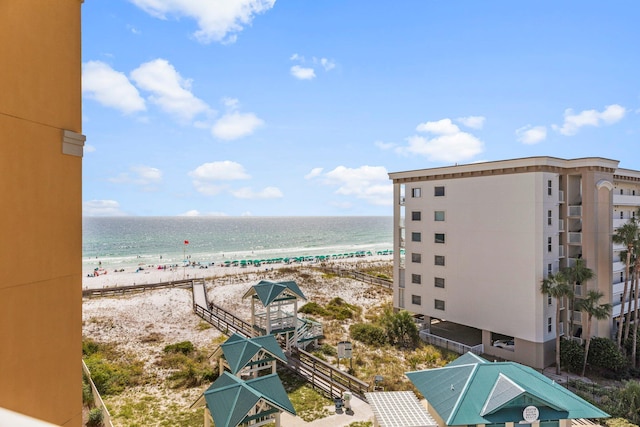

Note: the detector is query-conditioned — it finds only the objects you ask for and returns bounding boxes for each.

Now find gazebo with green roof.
[201,371,296,427]
[210,333,287,379]
[406,352,609,427]
[243,280,322,351]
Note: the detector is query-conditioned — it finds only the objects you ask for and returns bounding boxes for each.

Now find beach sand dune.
[82,259,392,426]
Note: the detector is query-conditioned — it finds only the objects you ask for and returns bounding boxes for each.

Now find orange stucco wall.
[0,1,83,426]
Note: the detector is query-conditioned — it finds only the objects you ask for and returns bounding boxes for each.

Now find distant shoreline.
[82,254,393,290]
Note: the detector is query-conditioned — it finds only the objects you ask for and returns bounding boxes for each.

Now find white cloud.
[129,0,276,44]
[85,145,97,153]
[130,59,210,122]
[318,165,393,206]
[108,165,162,187]
[230,186,283,199]
[82,61,146,114]
[190,161,251,181]
[290,53,303,61]
[83,200,127,216]
[457,116,485,130]
[374,140,395,150]
[318,57,336,71]
[212,112,264,140]
[189,161,250,195]
[304,167,323,179]
[516,125,547,145]
[222,97,240,110]
[555,104,626,136]
[398,118,484,163]
[416,118,460,134]
[290,65,316,80]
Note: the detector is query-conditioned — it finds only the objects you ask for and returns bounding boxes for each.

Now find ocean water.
[83,216,393,272]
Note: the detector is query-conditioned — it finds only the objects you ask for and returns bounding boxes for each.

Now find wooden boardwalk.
[83,269,382,399]
[191,280,370,399]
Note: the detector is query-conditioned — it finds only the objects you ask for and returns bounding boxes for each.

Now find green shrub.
[317,343,337,357]
[84,353,145,396]
[560,339,584,373]
[87,408,104,427]
[588,337,627,372]
[163,341,194,355]
[382,310,419,348]
[157,343,216,389]
[83,338,100,356]
[300,302,329,317]
[82,377,94,408]
[350,323,388,346]
[616,381,640,424]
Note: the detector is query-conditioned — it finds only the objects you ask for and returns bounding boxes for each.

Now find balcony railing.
[558,245,565,258]
[613,194,640,206]
[572,311,583,325]
[558,190,565,203]
[568,206,582,217]
[568,232,582,244]
[559,220,565,231]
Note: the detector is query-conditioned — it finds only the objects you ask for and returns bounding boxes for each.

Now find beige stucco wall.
[0,1,83,426]
[402,173,548,342]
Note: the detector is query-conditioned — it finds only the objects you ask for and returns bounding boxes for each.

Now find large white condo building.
[389,157,640,369]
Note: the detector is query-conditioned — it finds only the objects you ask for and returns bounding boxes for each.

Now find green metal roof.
[204,372,296,427]
[219,333,287,374]
[406,353,609,426]
[242,280,307,306]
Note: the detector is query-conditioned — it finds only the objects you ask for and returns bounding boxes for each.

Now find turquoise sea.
[83,216,393,272]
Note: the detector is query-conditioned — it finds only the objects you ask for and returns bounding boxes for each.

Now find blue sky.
[82,1,640,217]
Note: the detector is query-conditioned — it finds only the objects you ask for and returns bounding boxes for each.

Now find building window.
[411,232,421,242]
[548,294,552,305]
[621,211,624,219]
[548,263,552,274]
[434,233,445,244]
[547,236,552,252]
[547,210,552,226]
[435,277,445,288]
[434,211,445,221]
[411,274,421,284]
[548,180,552,196]
[435,255,445,266]
[411,188,422,198]
[434,186,445,197]
[412,295,422,305]
[621,189,624,195]
[411,253,421,263]
[412,211,421,221]
[435,299,445,310]
[548,317,552,333]
[621,272,624,282]
[634,190,636,196]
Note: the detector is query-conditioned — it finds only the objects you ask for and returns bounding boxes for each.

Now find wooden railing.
[286,348,370,399]
[194,302,256,338]
[82,279,193,298]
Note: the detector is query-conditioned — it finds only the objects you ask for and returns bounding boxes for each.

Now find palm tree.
[630,232,640,366]
[614,219,639,349]
[577,289,612,377]
[565,258,594,338]
[541,271,572,375]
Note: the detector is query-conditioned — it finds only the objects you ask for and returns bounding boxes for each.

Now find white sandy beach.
[82,254,393,289]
